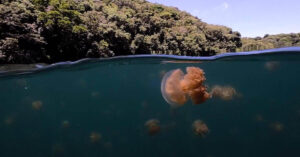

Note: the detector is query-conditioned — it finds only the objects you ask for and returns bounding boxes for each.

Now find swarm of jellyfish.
[145,119,161,136]
[161,67,210,107]
[160,66,242,138]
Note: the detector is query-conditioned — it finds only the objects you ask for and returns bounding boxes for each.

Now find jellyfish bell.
[32,100,43,110]
[144,119,161,136]
[161,69,187,107]
[161,67,210,107]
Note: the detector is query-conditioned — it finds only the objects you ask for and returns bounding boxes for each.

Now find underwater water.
[0,47,300,157]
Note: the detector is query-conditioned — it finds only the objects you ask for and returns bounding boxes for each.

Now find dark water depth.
[1,48,300,157]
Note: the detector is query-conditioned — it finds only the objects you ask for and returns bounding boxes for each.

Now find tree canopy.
[1,0,299,64]
[238,33,300,52]
[0,0,243,63]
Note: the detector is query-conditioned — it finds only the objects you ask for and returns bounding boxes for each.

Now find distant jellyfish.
[4,116,15,125]
[161,67,210,107]
[16,79,28,89]
[90,132,102,143]
[192,120,209,137]
[265,61,280,71]
[145,119,161,136]
[270,122,284,132]
[254,114,264,122]
[91,91,100,97]
[32,100,43,110]
[210,85,238,101]
[78,79,87,88]
[61,120,70,128]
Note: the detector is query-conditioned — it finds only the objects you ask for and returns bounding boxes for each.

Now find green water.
[1,52,300,157]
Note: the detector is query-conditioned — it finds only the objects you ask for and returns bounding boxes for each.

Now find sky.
[147,0,300,37]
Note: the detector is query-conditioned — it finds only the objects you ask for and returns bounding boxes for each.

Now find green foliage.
[72,25,87,33]
[31,0,49,7]
[239,33,300,52]
[1,0,245,64]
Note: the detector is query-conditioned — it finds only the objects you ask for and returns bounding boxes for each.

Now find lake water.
[0,47,300,157]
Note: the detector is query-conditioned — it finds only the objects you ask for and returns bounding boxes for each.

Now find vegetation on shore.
[0,0,242,63]
[0,0,299,64]
[238,33,300,52]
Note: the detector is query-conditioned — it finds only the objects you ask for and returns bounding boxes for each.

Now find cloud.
[190,2,229,19]
[223,2,229,9]
[214,2,230,11]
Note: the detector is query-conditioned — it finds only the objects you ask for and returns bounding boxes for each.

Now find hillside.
[239,33,300,52]
[0,0,242,64]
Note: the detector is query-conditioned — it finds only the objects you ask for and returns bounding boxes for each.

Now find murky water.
[1,48,300,157]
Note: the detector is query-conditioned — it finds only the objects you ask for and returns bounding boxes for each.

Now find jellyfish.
[192,120,209,137]
[91,91,100,97]
[161,69,187,107]
[210,85,238,101]
[181,67,210,104]
[265,61,280,71]
[270,122,284,132]
[254,114,264,122]
[90,132,102,143]
[144,119,161,136]
[61,120,70,128]
[4,116,14,125]
[161,67,210,107]
[32,100,43,110]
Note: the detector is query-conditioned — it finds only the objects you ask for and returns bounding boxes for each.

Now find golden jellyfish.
[90,132,102,143]
[144,119,161,136]
[161,67,210,107]
[32,100,43,110]
[192,120,209,137]
[210,85,238,101]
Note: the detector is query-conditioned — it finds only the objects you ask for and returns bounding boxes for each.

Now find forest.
[238,33,300,52]
[0,0,299,64]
